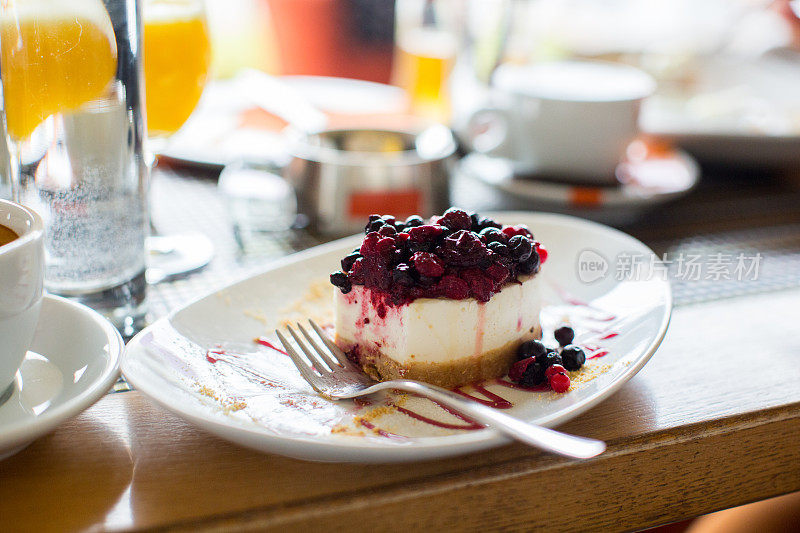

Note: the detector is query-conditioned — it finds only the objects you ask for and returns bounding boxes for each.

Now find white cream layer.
[334,275,542,365]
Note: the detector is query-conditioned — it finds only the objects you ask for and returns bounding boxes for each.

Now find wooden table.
[2,174,800,532]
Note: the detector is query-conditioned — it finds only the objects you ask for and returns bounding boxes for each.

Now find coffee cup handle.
[462,104,513,158]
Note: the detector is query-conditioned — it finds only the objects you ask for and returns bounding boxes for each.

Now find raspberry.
[407,224,445,243]
[502,224,533,239]
[411,252,445,277]
[485,263,510,283]
[439,207,471,231]
[375,236,396,257]
[549,371,570,393]
[545,364,567,380]
[440,230,489,267]
[360,232,380,255]
[437,275,470,299]
[536,243,548,264]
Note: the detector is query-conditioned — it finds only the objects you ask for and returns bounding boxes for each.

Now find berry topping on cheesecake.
[330,208,544,305]
[331,209,548,389]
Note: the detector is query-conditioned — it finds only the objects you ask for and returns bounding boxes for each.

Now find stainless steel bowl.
[285,123,456,235]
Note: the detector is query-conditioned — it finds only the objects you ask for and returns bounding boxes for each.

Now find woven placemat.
[149,169,800,317]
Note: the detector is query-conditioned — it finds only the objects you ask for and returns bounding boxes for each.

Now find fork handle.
[371,380,606,459]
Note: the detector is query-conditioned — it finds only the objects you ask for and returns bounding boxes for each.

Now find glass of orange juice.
[0,0,149,335]
[143,0,211,142]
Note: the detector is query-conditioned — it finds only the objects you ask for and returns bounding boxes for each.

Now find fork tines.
[275,320,349,391]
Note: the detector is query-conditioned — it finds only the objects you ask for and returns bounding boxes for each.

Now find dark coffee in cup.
[0,224,18,247]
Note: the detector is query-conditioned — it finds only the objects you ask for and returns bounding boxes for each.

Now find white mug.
[464,60,656,182]
[0,199,45,399]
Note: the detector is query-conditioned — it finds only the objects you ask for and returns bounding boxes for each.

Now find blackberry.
[517,340,547,360]
[536,350,563,369]
[341,252,362,272]
[560,345,586,371]
[330,271,352,294]
[554,326,575,347]
[518,359,546,387]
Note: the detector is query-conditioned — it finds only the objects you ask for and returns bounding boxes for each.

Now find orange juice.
[143,1,211,137]
[0,1,118,139]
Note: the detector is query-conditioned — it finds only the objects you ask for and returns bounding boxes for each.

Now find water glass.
[0,0,148,336]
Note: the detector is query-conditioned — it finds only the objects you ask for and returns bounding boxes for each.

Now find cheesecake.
[330,208,547,388]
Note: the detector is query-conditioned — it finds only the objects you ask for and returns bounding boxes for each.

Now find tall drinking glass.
[142,0,213,274]
[143,0,211,143]
[394,0,462,122]
[0,0,148,336]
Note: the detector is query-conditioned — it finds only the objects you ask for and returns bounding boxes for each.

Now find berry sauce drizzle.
[392,403,483,431]
[453,384,513,409]
[358,419,405,439]
[255,337,288,355]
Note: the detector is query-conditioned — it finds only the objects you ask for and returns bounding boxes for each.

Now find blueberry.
[517,251,540,274]
[517,339,547,360]
[554,326,575,347]
[519,359,546,387]
[469,212,482,230]
[536,350,563,369]
[479,227,508,244]
[508,235,533,263]
[341,252,361,272]
[475,216,502,231]
[330,271,352,294]
[560,345,586,371]
[392,263,415,286]
[404,215,424,228]
[487,241,509,257]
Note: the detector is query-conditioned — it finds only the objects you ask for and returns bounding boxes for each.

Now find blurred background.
[150,0,800,236]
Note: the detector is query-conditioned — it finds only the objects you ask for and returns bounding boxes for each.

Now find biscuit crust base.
[337,326,542,389]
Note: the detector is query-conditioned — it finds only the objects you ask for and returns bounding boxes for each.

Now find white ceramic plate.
[0,295,124,460]
[123,213,671,463]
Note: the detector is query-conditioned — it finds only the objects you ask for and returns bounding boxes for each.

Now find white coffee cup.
[0,199,45,399]
[464,60,656,182]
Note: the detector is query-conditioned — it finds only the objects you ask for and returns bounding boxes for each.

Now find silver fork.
[275,320,606,459]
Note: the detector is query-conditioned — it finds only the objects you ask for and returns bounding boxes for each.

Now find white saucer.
[461,149,699,226]
[0,295,123,460]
